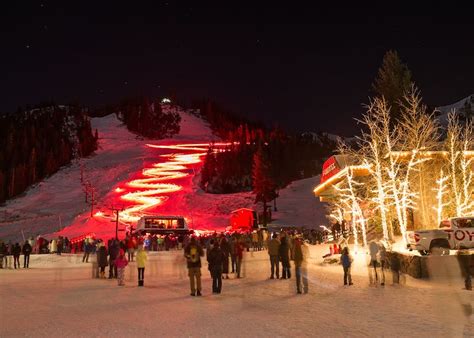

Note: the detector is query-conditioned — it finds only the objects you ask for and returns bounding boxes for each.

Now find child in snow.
[340,247,353,286]
[115,249,129,286]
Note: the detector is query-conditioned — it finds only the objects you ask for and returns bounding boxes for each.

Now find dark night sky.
[1,3,473,136]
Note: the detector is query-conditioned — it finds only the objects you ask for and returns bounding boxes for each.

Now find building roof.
[313,165,370,201]
[231,208,255,214]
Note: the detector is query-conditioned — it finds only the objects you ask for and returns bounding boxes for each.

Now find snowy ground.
[271,176,327,228]
[0,245,471,337]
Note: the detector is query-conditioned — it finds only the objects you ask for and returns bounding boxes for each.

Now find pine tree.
[252,145,277,226]
[200,146,216,192]
[372,50,412,121]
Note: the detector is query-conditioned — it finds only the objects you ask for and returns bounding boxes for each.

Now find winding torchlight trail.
[96,142,231,227]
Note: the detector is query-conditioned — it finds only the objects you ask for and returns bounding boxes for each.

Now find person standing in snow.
[96,242,108,279]
[126,236,136,262]
[369,241,379,285]
[229,236,237,273]
[279,235,291,279]
[12,243,21,269]
[234,237,245,278]
[457,250,472,291]
[22,240,32,268]
[136,245,147,287]
[0,241,6,269]
[115,249,128,286]
[82,239,91,263]
[207,240,225,294]
[378,242,387,286]
[108,239,119,279]
[252,231,258,251]
[267,233,280,279]
[293,237,309,293]
[341,247,353,286]
[220,237,231,279]
[57,237,63,255]
[5,241,13,268]
[49,238,57,254]
[184,236,204,296]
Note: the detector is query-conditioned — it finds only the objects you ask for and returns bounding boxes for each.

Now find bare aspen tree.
[446,112,474,216]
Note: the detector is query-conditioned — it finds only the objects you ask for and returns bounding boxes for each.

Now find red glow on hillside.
[92,142,230,230]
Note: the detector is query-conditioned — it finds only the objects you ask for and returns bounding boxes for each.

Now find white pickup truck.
[407,216,474,255]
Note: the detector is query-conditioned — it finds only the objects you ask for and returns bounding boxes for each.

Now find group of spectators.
[0,240,32,269]
[267,231,310,294]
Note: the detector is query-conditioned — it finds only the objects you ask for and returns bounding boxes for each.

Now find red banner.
[320,156,340,183]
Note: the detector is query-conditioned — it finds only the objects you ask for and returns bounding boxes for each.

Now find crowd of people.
[1,228,471,293]
[0,240,32,269]
[60,230,310,294]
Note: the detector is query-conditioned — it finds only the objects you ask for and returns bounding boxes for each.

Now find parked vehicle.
[134,215,191,235]
[407,217,474,255]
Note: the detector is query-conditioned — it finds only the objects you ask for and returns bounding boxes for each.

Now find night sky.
[2,3,473,136]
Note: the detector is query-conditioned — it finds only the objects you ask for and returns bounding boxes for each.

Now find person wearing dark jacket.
[12,243,22,269]
[293,237,309,294]
[96,243,108,278]
[82,239,91,263]
[229,236,237,273]
[279,236,291,279]
[340,247,353,286]
[22,241,32,268]
[184,237,204,296]
[207,241,226,294]
[267,233,281,279]
[220,237,231,279]
[457,250,473,291]
[0,241,6,269]
[108,239,120,279]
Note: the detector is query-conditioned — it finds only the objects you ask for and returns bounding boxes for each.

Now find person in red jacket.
[115,249,129,286]
[126,236,136,262]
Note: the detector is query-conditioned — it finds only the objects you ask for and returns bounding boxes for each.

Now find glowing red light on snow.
[94,211,104,217]
[94,142,230,228]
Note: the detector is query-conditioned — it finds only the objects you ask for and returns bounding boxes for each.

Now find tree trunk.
[263,200,267,227]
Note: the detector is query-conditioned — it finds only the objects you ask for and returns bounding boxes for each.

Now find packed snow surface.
[0,245,471,337]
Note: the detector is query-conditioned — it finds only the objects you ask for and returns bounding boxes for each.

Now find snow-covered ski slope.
[0,106,328,241]
[436,94,473,127]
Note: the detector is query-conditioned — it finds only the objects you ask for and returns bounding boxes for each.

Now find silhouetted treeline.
[97,97,181,139]
[197,99,338,193]
[191,99,265,139]
[0,104,98,203]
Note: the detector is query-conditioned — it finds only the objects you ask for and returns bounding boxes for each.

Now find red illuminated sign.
[320,156,340,183]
